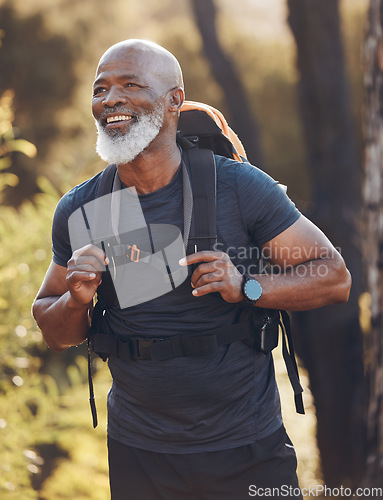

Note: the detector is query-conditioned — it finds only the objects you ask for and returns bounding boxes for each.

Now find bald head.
[96,39,184,92]
[92,39,185,166]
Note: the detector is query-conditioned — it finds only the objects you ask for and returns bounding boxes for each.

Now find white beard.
[95,102,165,165]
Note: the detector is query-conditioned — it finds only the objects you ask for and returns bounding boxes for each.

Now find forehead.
[94,46,161,86]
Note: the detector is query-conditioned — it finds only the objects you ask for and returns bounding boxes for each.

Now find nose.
[102,86,127,107]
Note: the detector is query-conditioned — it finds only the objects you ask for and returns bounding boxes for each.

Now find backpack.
[86,100,304,428]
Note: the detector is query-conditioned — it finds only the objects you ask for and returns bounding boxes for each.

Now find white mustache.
[95,101,165,165]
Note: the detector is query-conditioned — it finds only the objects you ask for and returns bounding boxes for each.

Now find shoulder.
[54,170,104,220]
[51,170,106,267]
[214,154,284,196]
[214,155,300,246]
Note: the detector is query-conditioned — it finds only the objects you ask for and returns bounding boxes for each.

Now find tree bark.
[360,0,383,490]
[190,0,263,166]
[287,0,366,488]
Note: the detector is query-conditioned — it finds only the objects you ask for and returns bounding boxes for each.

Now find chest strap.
[87,308,304,428]
[92,317,254,362]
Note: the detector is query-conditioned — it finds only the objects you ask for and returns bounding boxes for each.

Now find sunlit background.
[0,0,374,498]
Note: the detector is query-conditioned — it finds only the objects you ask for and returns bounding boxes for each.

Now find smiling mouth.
[106,115,134,124]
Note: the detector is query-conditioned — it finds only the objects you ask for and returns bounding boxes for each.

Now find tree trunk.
[190,0,263,166]
[360,0,383,490]
[287,0,366,488]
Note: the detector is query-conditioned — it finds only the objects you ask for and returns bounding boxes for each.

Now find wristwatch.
[242,275,263,305]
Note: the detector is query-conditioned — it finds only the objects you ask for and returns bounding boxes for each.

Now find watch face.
[244,279,262,302]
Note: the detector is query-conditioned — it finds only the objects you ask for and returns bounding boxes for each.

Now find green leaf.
[1,139,37,158]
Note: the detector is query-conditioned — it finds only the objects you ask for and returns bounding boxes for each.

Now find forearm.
[252,257,351,311]
[32,292,92,352]
[183,216,351,309]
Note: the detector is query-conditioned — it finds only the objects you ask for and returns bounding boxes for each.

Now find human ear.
[168,88,184,111]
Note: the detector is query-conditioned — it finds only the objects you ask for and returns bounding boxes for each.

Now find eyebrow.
[93,74,142,87]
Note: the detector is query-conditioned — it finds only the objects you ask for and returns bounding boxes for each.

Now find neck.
[116,141,181,194]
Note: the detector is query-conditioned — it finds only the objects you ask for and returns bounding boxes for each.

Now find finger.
[193,271,223,289]
[192,281,222,297]
[190,262,221,284]
[82,245,109,265]
[71,264,103,275]
[67,269,102,284]
[191,263,226,286]
[72,244,109,266]
[69,255,106,273]
[191,258,235,287]
[179,251,227,267]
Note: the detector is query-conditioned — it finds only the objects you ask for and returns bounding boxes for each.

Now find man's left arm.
[179,215,351,311]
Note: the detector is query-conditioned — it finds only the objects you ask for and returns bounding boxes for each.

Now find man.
[32,39,351,499]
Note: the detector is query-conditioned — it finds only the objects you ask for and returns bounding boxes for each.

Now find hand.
[179,251,244,303]
[66,244,109,306]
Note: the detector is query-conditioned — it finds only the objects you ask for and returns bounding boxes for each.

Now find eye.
[93,86,107,96]
[125,82,140,89]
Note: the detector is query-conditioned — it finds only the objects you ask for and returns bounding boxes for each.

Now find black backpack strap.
[179,136,217,253]
[279,310,305,414]
[86,155,305,423]
[85,167,117,428]
[96,163,118,197]
[87,297,112,428]
[89,307,304,415]
[92,164,120,308]
[87,335,98,428]
[91,315,254,362]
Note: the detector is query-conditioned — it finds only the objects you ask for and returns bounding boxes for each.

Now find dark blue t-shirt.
[52,155,300,453]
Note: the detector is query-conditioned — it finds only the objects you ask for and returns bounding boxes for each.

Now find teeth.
[106,115,132,124]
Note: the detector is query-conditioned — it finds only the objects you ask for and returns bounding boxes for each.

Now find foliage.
[0,186,111,498]
[0,0,367,209]
[0,187,53,496]
[0,89,37,199]
[0,2,78,205]
[0,56,109,498]
[0,90,37,163]
[0,0,371,496]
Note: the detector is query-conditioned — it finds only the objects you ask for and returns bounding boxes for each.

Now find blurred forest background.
[2,0,383,498]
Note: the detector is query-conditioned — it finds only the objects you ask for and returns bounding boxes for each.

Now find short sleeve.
[51,190,75,267]
[236,162,301,247]
[51,171,102,267]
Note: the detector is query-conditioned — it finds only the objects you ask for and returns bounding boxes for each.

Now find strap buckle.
[128,338,164,360]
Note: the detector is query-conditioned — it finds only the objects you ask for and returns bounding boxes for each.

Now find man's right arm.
[32,245,108,352]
